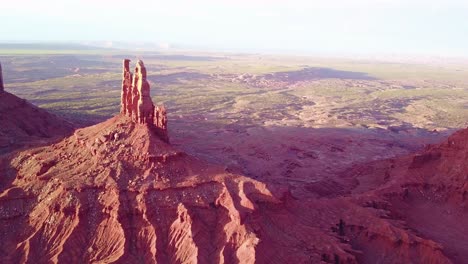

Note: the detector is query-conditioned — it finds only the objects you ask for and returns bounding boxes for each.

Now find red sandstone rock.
[154,105,167,129]
[0,91,74,154]
[120,59,168,142]
[0,60,466,263]
[135,60,154,124]
[0,115,328,263]
[1,112,465,263]
[120,59,132,115]
[154,104,169,142]
[341,126,468,263]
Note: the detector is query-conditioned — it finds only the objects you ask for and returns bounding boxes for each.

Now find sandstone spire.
[121,59,132,114]
[134,60,154,124]
[120,59,168,142]
[0,61,4,92]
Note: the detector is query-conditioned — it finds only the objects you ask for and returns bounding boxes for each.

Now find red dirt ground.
[0,109,466,263]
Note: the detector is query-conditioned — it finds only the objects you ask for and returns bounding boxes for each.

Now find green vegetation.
[1,48,467,131]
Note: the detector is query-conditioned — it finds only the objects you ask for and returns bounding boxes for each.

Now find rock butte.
[0,61,467,263]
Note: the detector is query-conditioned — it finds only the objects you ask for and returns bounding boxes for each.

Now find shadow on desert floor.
[170,118,452,187]
[265,67,378,82]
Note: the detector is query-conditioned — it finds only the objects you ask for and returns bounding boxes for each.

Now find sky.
[1,0,468,56]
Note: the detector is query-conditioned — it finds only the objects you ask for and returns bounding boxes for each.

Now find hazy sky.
[1,0,468,56]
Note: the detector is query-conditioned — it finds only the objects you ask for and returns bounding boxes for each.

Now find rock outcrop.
[0,59,466,263]
[0,62,74,154]
[341,126,468,263]
[120,59,132,115]
[120,59,168,142]
[0,115,460,263]
[0,115,353,264]
[0,61,4,92]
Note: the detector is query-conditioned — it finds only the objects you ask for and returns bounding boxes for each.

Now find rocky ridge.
[0,61,74,154]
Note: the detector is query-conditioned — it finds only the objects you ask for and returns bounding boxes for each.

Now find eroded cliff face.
[0,115,463,263]
[0,116,356,263]
[0,60,466,263]
[342,126,468,263]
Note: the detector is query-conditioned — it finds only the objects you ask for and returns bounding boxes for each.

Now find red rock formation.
[134,60,154,124]
[0,90,74,154]
[340,126,468,263]
[0,61,4,92]
[153,105,168,142]
[120,59,132,115]
[0,63,74,153]
[120,59,168,142]
[0,59,465,263]
[1,115,462,263]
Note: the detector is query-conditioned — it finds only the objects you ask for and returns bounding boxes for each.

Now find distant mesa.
[120,59,168,142]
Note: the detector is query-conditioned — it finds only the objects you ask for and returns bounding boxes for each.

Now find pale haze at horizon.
[1,0,467,57]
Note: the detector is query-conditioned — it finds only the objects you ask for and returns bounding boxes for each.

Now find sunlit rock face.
[0,58,466,263]
[120,59,168,142]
